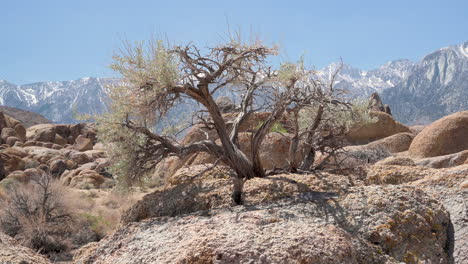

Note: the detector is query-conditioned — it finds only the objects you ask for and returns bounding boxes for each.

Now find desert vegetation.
[0,171,137,261]
[97,37,375,204]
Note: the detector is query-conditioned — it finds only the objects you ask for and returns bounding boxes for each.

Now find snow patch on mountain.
[0,42,466,125]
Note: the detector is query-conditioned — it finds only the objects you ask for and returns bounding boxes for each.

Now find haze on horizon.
[1,0,467,84]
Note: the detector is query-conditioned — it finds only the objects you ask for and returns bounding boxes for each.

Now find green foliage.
[79,213,111,235]
[276,57,306,85]
[255,121,288,134]
[297,99,376,135]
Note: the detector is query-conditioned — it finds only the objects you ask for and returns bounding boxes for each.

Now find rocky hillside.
[0,77,117,124]
[1,42,466,125]
[1,108,467,263]
[383,42,468,124]
[0,105,51,127]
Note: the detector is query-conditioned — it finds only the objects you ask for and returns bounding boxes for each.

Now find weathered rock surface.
[73,135,94,151]
[366,132,415,153]
[78,185,450,264]
[409,111,468,158]
[316,145,391,169]
[366,165,437,185]
[191,132,297,171]
[0,232,51,264]
[416,150,468,169]
[124,171,367,223]
[374,156,416,166]
[346,111,411,144]
[410,165,468,264]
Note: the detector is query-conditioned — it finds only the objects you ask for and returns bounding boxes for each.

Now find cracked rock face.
[77,183,450,264]
[410,165,468,264]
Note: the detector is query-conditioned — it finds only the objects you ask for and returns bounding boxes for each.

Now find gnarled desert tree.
[98,38,370,204]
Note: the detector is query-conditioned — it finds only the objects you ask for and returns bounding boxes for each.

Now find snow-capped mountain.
[317,59,416,97]
[382,42,468,124]
[0,42,467,125]
[0,77,117,124]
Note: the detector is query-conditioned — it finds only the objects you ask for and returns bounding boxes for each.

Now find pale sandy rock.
[366,132,415,153]
[0,153,25,173]
[346,111,411,145]
[26,124,57,143]
[78,185,449,264]
[73,135,93,152]
[409,165,468,264]
[316,145,391,169]
[1,127,17,142]
[409,125,427,135]
[2,147,28,158]
[409,111,468,158]
[13,123,26,142]
[374,156,416,166]
[366,165,437,185]
[53,134,68,146]
[415,150,468,168]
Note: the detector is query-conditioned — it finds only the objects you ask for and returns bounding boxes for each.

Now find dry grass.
[0,173,148,261]
[64,187,142,237]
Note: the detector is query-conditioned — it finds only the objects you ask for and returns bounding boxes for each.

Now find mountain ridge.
[1,41,467,125]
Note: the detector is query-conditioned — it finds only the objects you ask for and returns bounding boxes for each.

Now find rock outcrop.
[410,165,468,264]
[0,232,51,264]
[346,111,411,145]
[0,118,113,190]
[368,92,391,115]
[78,184,450,264]
[416,150,468,169]
[409,111,468,158]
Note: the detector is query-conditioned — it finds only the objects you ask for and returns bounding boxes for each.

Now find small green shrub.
[79,213,112,237]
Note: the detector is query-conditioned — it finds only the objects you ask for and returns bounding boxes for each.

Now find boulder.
[64,169,107,189]
[26,124,57,143]
[0,159,6,181]
[14,124,26,141]
[167,165,233,186]
[5,170,27,182]
[368,92,390,114]
[69,151,91,165]
[316,145,391,169]
[366,132,415,153]
[366,165,436,185]
[73,135,93,152]
[22,157,40,169]
[0,153,25,173]
[93,142,105,151]
[409,111,468,158]
[410,165,468,264]
[416,150,468,168]
[49,159,68,177]
[190,132,299,171]
[22,146,62,164]
[80,184,450,264]
[2,147,28,158]
[5,137,21,147]
[1,128,17,142]
[346,111,411,145]
[374,156,416,166]
[0,112,7,130]
[215,96,238,113]
[83,150,106,161]
[409,125,426,135]
[53,134,68,146]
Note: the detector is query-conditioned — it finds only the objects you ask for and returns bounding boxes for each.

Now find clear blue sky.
[1,0,467,84]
